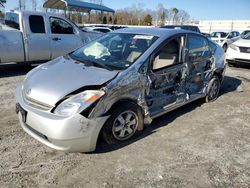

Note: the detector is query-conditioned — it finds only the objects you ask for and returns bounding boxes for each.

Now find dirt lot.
[0,63,250,188]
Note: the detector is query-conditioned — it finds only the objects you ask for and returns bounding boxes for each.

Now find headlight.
[229,44,239,51]
[54,90,105,117]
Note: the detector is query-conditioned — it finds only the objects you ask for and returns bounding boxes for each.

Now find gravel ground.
[0,63,250,188]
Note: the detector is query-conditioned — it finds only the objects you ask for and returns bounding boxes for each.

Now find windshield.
[243,33,250,40]
[241,30,250,36]
[70,33,158,71]
[5,12,20,30]
[210,32,227,38]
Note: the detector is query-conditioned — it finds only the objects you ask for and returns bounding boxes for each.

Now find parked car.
[241,30,250,38]
[226,33,250,66]
[81,26,112,33]
[210,31,241,52]
[16,28,225,152]
[0,11,101,64]
[161,25,201,33]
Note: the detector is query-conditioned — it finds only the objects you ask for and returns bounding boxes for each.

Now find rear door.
[185,34,211,96]
[26,15,51,62]
[49,17,82,59]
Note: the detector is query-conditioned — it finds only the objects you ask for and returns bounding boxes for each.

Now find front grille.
[239,47,250,53]
[23,92,53,111]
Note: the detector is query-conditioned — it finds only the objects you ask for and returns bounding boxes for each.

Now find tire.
[223,44,228,52]
[101,102,144,145]
[205,75,221,103]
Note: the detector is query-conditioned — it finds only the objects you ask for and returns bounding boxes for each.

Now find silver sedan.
[16,28,226,152]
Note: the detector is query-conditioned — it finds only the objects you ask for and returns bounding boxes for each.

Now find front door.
[146,35,188,117]
[185,34,211,96]
[49,17,82,59]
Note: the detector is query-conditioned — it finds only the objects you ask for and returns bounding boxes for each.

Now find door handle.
[52,37,61,41]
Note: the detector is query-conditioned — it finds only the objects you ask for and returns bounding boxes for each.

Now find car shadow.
[0,63,34,78]
[220,75,242,95]
[93,75,243,154]
[94,99,205,154]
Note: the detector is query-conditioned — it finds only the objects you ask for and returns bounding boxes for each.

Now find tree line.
[62,3,190,26]
[0,0,190,26]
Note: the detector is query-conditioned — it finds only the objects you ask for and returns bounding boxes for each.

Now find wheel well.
[105,99,142,116]
[97,99,144,144]
[213,70,223,82]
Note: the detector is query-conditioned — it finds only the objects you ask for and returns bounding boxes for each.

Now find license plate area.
[16,103,27,123]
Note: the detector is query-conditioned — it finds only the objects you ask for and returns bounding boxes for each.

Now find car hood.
[233,39,250,47]
[22,56,118,106]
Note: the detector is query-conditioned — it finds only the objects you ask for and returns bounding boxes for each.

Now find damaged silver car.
[16,28,226,152]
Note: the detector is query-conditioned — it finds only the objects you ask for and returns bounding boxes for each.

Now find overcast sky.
[4,0,250,20]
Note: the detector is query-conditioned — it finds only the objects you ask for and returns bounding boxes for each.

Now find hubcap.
[209,80,219,99]
[112,110,138,141]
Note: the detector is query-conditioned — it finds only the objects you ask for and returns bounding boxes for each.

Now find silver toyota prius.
[16,28,226,152]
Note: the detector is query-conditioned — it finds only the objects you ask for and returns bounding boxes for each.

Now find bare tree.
[172,8,179,24]
[175,9,190,24]
[77,3,191,26]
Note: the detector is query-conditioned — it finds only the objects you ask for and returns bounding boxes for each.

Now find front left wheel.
[101,102,144,145]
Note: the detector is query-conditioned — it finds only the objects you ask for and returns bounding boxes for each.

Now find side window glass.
[234,32,239,37]
[188,35,209,62]
[228,32,233,39]
[209,41,217,54]
[153,38,181,70]
[50,17,74,34]
[29,15,45,34]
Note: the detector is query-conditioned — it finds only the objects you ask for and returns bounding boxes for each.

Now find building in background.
[183,20,250,33]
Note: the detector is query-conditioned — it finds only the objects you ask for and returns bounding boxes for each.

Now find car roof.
[113,27,197,38]
[6,10,66,18]
[90,27,111,30]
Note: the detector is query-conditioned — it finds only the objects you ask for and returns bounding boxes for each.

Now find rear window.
[29,15,46,33]
[211,32,227,38]
[5,12,20,30]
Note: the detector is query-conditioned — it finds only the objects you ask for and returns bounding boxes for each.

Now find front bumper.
[15,86,109,152]
[226,48,250,64]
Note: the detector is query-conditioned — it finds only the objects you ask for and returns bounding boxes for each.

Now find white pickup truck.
[0,11,101,64]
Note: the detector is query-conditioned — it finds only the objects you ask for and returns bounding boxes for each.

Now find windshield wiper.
[73,57,113,71]
[69,54,113,71]
[87,60,113,71]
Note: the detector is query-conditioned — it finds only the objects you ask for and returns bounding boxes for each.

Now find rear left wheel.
[205,75,221,103]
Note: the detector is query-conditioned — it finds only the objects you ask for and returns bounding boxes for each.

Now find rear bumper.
[16,85,109,153]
